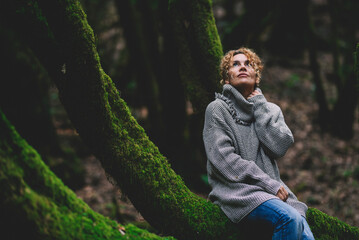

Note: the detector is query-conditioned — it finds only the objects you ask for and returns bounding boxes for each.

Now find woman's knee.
[276,207,303,229]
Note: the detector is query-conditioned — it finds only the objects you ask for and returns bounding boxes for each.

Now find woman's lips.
[238,73,248,77]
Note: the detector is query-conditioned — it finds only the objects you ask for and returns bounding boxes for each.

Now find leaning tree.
[1,0,359,239]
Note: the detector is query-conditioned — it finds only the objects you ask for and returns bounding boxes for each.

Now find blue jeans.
[239,199,315,240]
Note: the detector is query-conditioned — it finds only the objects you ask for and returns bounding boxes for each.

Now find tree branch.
[2,0,358,239]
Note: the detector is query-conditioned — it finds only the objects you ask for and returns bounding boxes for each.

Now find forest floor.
[50,52,359,229]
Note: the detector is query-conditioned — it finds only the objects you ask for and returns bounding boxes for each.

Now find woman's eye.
[233,62,238,67]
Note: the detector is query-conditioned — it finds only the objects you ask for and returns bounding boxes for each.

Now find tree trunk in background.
[0,26,58,156]
[156,0,188,185]
[168,0,223,113]
[327,0,359,139]
[266,0,310,59]
[1,0,359,239]
[114,0,195,188]
[0,110,174,240]
[307,13,331,127]
[3,0,237,239]
[331,70,358,139]
[114,0,164,147]
[308,0,359,139]
[168,0,223,190]
[355,43,359,99]
[219,0,358,139]
[221,0,275,52]
[0,25,85,190]
[328,0,343,92]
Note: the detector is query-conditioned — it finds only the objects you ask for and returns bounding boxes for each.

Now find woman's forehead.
[232,53,248,62]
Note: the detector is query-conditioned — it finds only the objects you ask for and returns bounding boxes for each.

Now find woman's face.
[225,53,257,93]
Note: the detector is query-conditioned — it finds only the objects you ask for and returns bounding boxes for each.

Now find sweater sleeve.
[203,104,282,195]
[248,94,294,159]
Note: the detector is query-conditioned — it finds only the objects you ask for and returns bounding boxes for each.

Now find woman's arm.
[203,104,282,195]
[248,91,294,159]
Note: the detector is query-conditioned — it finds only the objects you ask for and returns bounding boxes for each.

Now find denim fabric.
[240,199,315,240]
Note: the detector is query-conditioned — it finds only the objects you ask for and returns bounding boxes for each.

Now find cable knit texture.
[203,84,308,223]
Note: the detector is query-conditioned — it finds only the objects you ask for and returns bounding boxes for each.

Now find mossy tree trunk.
[113,0,164,148]
[3,0,237,239]
[2,0,359,239]
[168,0,222,113]
[112,0,203,188]
[0,26,56,156]
[0,110,174,240]
[0,25,85,190]
[156,0,188,185]
[167,0,223,189]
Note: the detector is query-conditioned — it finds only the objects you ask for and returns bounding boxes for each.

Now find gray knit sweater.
[203,84,308,223]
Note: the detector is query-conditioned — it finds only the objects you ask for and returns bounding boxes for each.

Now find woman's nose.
[239,66,247,71]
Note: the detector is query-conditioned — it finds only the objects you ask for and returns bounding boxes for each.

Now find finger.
[278,193,286,201]
[280,187,288,195]
[276,191,284,201]
[282,191,288,201]
[277,187,288,201]
[283,188,289,198]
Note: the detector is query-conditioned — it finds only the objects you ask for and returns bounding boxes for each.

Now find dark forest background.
[1,0,359,233]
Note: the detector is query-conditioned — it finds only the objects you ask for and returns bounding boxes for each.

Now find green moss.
[5,0,359,239]
[0,110,175,239]
[168,0,222,114]
[307,207,359,240]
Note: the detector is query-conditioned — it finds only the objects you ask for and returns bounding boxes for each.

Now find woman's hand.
[276,186,289,202]
[247,89,261,99]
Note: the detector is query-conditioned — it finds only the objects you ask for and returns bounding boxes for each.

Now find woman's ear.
[255,79,260,87]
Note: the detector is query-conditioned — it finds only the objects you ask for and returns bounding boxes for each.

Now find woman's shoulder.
[265,101,283,113]
[204,97,234,127]
[206,97,229,114]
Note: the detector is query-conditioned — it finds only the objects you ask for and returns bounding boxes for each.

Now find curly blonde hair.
[220,47,264,86]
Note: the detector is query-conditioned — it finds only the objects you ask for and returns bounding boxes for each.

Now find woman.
[203,47,314,239]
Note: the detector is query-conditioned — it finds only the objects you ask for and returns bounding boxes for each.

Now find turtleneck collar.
[216,84,255,124]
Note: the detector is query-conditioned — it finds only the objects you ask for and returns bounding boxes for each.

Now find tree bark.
[4,0,236,239]
[329,0,359,139]
[2,0,359,239]
[167,0,224,189]
[307,22,330,126]
[0,110,174,240]
[307,0,359,139]
[0,26,58,156]
[0,25,85,190]
[114,0,164,147]
[156,0,188,183]
[168,0,222,114]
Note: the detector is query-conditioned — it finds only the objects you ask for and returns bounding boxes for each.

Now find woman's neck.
[236,86,254,99]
